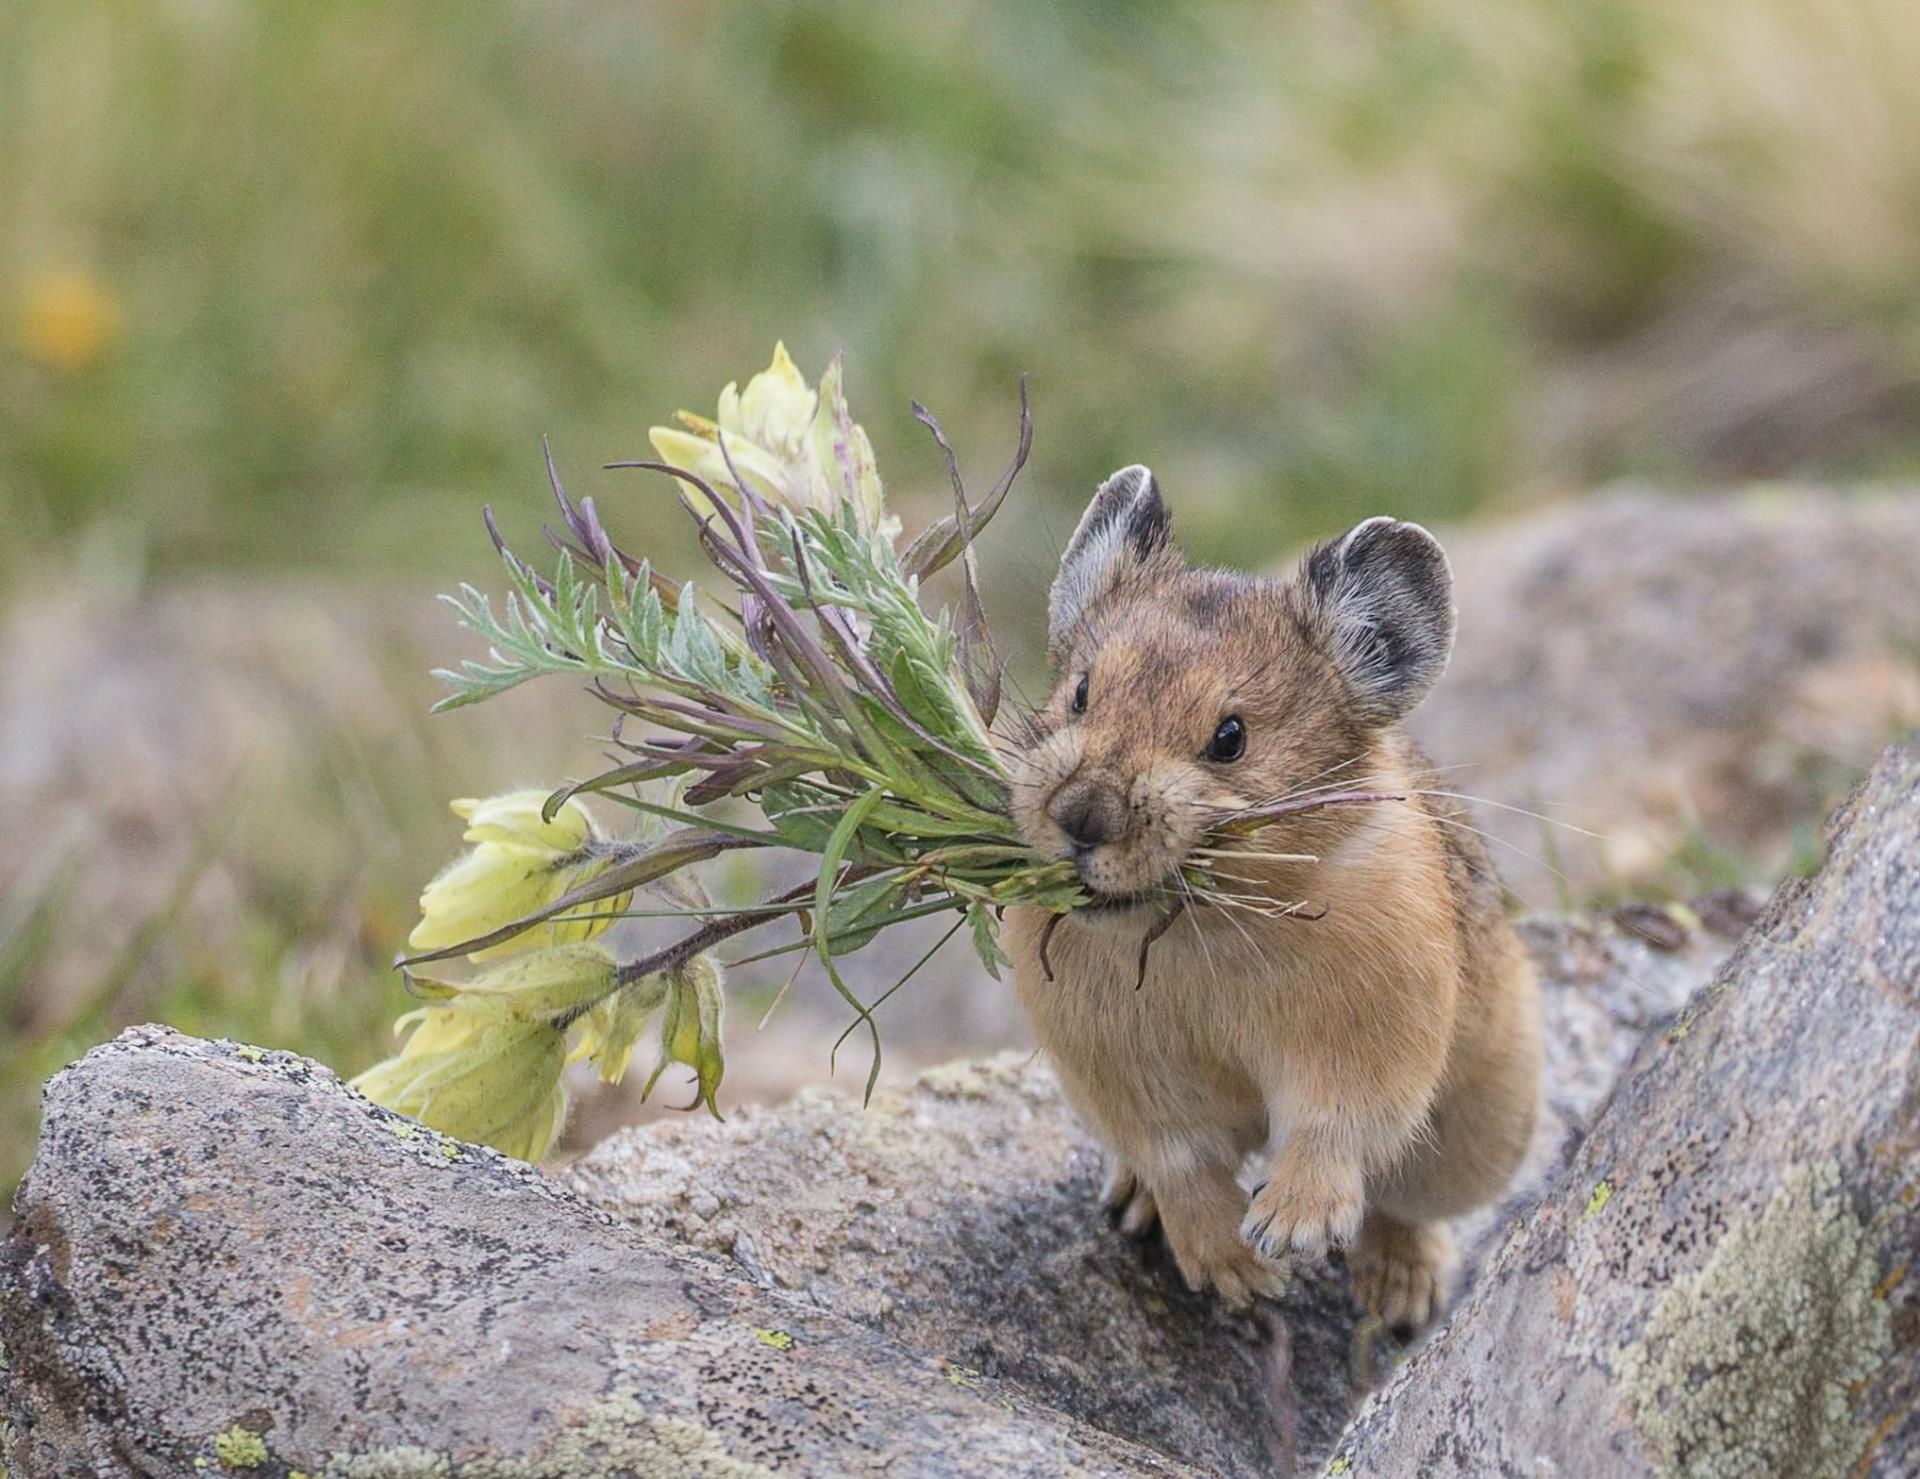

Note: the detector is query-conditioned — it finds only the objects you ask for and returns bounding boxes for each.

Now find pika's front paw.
[1351,1213,1456,1331]
[1240,1159,1364,1260]
[1100,1162,1161,1239]
[1162,1215,1289,1308]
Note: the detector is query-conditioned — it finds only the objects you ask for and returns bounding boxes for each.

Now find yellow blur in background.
[4,0,1920,1196]
[16,268,121,375]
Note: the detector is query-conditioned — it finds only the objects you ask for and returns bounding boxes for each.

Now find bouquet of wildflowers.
[354,345,1076,1157]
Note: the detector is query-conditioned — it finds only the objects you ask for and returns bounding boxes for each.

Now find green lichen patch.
[1612,1162,1892,1479]
[1584,1178,1614,1218]
[213,1424,269,1468]
[320,1379,778,1479]
[1665,980,1731,1043]
[324,1449,451,1479]
[750,1328,793,1351]
[451,1405,776,1478]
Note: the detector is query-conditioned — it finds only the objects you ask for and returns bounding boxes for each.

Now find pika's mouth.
[1070,889,1159,922]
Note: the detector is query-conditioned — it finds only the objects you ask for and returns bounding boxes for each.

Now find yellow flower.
[648,343,897,540]
[407,791,630,961]
[405,942,619,1023]
[452,790,593,850]
[352,1008,570,1162]
[16,268,120,374]
[721,340,817,462]
[641,954,727,1119]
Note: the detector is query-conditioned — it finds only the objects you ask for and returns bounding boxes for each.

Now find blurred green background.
[5,0,1920,1197]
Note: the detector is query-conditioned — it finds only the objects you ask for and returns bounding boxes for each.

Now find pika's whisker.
[1192,849,1319,864]
[1400,789,1610,841]
[1220,758,1481,821]
[1412,809,1574,888]
[1196,885,1262,957]
[1192,870,1271,889]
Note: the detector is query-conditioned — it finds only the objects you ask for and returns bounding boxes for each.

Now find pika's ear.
[1302,516,1455,723]
[1048,464,1174,656]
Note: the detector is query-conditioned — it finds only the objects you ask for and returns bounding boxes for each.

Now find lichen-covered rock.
[0,1030,1187,1478]
[1330,740,1920,1477]
[567,1052,1314,1477]
[0,899,1739,1478]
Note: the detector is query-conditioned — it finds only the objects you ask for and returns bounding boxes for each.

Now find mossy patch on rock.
[213,1425,269,1468]
[1612,1162,1892,1479]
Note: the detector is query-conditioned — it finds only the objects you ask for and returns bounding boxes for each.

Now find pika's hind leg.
[1099,1159,1160,1238]
[1350,1210,1455,1331]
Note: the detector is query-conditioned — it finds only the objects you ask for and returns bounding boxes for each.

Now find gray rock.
[1331,740,1920,1478]
[1415,487,1920,898]
[0,898,1738,1478]
[562,906,1738,1477]
[0,1030,1186,1478]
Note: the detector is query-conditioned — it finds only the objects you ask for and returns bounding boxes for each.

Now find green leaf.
[590,792,779,844]
[815,787,886,1102]
[967,902,1011,981]
[762,781,844,852]
[822,874,906,956]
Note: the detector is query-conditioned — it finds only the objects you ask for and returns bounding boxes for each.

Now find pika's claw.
[1170,1232,1289,1307]
[1351,1214,1455,1331]
[1100,1162,1161,1238]
[1240,1160,1363,1261]
[1159,1203,1289,1306]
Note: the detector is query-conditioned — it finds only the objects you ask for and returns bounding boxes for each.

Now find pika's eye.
[1205,715,1246,762]
[1071,673,1089,714]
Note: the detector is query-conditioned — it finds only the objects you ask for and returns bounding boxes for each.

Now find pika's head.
[1009,465,1455,909]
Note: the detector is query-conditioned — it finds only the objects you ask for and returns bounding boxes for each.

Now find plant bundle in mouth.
[365,346,1397,1149]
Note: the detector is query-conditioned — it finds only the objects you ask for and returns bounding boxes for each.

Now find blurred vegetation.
[7,0,1920,593]
[6,0,1920,1200]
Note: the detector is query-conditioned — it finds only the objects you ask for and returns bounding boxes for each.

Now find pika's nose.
[1049,778,1127,850]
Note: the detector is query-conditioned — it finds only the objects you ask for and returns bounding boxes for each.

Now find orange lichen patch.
[1851,1396,1919,1479]
[642,1311,699,1341]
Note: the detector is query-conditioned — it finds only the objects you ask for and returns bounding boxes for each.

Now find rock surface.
[1415,488,1920,898]
[0,1030,1192,1478]
[1,903,1738,1477]
[1332,740,1920,1477]
[563,907,1738,1477]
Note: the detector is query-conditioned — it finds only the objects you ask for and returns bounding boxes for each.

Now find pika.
[1005,466,1541,1324]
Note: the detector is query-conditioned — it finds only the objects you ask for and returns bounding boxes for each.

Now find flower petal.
[453,790,593,850]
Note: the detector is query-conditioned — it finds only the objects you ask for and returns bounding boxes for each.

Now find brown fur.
[1005,519,1541,1321]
